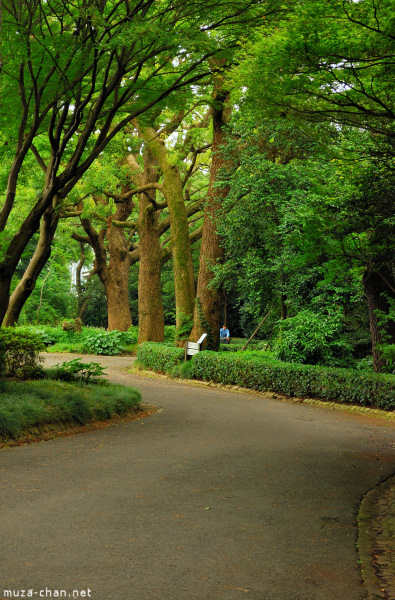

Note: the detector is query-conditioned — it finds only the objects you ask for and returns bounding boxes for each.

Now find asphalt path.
[1,354,395,600]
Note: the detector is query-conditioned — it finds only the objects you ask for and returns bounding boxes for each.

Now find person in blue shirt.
[220,324,230,344]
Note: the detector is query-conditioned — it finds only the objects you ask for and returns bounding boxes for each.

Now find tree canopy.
[236,0,395,144]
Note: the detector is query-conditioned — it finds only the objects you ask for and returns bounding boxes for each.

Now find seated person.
[220,324,230,344]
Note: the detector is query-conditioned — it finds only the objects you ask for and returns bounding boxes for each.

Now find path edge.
[358,475,395,600]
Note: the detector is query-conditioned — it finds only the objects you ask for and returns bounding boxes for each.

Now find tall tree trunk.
[106,221,132,331]
[363,267,395,372]
[3,205,60,326]
[189,78,231,350]
[137,149,166,343]
[139,126,195,342]
[82,192,134,332]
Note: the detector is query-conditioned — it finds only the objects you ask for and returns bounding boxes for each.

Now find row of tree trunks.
[139,125,196,342]
[1,85,229,350]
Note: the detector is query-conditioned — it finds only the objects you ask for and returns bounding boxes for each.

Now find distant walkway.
[1,353,394,600]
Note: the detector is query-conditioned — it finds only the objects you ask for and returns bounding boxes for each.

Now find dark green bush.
[164,325,176,343]
[272,310,355,368]
[137,342,184,373]
[0,328,45,378]
[377,344,395,374]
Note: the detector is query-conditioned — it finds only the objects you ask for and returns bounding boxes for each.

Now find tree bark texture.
[82,203,133,332]
[2,204,60,326]
[136,149,165,344]
[363,266,395,372]
[106,212,133,332]
[189,82,231,350]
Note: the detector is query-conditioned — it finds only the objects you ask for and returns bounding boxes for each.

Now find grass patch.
[0,379,141,441]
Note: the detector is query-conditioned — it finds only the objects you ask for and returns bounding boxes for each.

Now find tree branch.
[30,144,47,173]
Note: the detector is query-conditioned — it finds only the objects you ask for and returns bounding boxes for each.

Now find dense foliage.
[272,310,355,367]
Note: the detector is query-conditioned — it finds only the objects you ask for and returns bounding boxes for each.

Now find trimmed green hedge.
[136,343,395,411]
[189,352,395,410]
[137,342,185,373]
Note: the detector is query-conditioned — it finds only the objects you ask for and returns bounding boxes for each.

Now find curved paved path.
[1,354,394,600]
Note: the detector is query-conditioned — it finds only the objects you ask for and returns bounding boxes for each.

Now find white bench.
[185,333,207,360]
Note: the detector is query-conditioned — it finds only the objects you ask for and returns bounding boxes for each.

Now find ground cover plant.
[0,327,141,442]
[0,379,141,441]
[45,358,107,383]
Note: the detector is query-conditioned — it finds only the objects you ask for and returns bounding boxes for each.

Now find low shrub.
[45,359,107,383]
[83,330,120,355]
[137,342,184,373]
[13,325,138,355]
[0,379,141,440]
[15,326,60,346]
[0,328,45,378]
[169,360,196,379]
[136,342,395,411]
[219,342,246,352]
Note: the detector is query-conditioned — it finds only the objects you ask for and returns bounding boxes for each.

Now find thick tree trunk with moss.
[189,83,231,350]
[82,205,133,332]
[139,126,196,343]
[136,149,166,343]
[106,247,132,332]
[106,202,134,331]
[363,266,395,372]
[3,205,60,326]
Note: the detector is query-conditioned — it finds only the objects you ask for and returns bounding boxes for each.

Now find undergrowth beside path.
[0,379,141,442]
